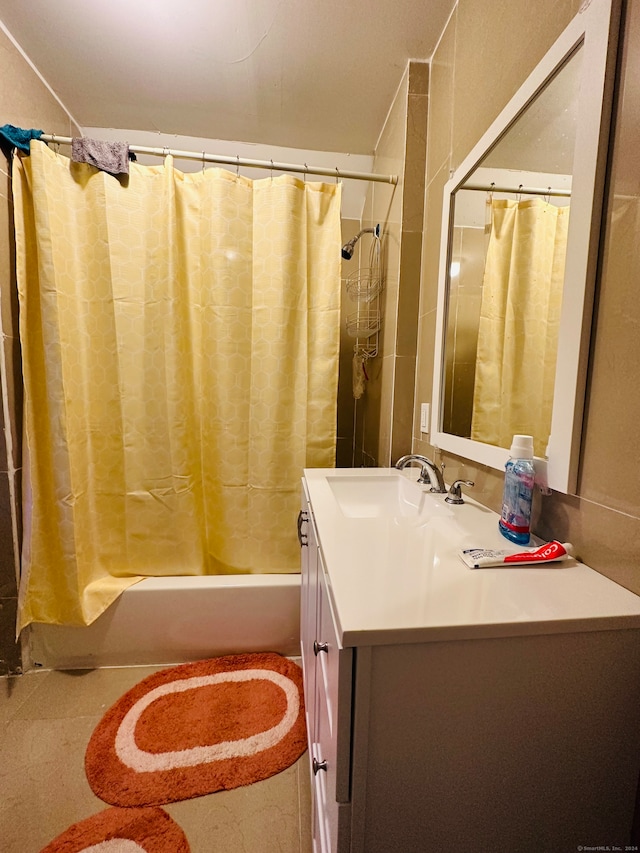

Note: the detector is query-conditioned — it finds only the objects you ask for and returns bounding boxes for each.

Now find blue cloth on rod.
[0,124,43,153]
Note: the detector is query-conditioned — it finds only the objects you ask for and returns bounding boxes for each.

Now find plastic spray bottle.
[499,434,535,545]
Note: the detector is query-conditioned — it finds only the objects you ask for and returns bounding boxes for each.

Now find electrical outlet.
[420,403,430,434]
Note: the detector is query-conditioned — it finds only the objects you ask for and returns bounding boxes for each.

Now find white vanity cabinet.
[300,481,353,853]
[300,469,640,853]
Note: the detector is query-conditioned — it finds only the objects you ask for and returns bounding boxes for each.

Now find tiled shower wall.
[413,0,640,596]
[0,28,81,672]
[345,61,428,467]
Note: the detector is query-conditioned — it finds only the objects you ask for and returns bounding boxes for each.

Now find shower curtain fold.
[13,141,342,630]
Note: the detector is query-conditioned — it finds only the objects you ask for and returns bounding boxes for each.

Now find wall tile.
[537,492,640,598]
[409,61,429,96]
[604,0,640,198]
[426,8,456,182]
[376,354,394,465]
[337,218,362,463]
[579,194,640,513]
[2,334,23,472]
[390,355,417,462]
[0,30,79,138]
[402,94,428,233]
[420,163,449,319]
[0,469,17,596]
[354,64,427,467]
[396,230,422,357]
[452,0,575,170]
[380,273,399,359]
[0,598,20,674]
[413,308,437,442]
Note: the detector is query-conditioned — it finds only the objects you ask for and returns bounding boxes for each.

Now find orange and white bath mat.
[84,652,306,807]
[40,806,190,852]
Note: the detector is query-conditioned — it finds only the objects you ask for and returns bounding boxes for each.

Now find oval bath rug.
[39,806,189,852]
[85,652,306,807]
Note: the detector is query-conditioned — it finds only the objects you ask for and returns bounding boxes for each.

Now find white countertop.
[304,468,640,646]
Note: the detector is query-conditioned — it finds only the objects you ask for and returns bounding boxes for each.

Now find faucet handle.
[445,479,475,505]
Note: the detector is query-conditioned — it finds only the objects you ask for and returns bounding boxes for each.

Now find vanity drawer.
[316,562,340,735]
[316,556,353,805]
[312,676,337,852]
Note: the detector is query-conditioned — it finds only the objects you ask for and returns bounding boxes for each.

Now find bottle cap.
[510,434,534,459]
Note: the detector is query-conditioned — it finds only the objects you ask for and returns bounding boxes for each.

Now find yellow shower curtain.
[471,198,569,457]
[13,141,341,629]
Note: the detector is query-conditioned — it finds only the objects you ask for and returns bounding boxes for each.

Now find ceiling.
[0,0,454,156]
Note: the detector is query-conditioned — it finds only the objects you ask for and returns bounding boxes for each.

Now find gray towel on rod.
[71,137,130,176]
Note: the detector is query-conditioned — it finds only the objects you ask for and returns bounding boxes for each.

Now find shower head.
[341,224,380,260]
[341,235,361,260]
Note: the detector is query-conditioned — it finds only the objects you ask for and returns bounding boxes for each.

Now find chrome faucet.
[395,454,446,493]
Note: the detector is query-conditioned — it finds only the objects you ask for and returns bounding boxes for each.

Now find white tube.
[459,541,574,569]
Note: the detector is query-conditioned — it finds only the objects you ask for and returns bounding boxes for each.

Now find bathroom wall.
[346,61,429,467]
[0,26,81,672]
[414,0,640,595]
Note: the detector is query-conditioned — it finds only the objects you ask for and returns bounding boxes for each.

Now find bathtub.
[27,574,301,670]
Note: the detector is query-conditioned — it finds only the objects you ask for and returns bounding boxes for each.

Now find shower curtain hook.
[303,163,308,183]
[51,133,59,153]
[270,159,274,180]
[488,181,495,204]
[335,167,340,184]
[545,187,551,204]
[517,184,523,203]
[202,151,206,172]
[236,155,241,178]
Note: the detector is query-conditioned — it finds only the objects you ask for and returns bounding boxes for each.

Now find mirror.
[431,0,620,494]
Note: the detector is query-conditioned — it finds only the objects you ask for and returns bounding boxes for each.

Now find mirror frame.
[430,0,621,494]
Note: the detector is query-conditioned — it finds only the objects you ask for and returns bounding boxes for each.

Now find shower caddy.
[345,225,382,397]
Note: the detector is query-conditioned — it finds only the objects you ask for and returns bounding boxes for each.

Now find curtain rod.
[461,182,571,198]
[40,134,398,185]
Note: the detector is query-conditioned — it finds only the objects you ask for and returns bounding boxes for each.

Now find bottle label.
[500,462,534,535]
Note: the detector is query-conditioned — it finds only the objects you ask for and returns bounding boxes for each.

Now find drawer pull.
[312,757,328,775]
[313,641,329,655]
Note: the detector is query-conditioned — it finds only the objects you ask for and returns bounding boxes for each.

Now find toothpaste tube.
[459,540,574,569]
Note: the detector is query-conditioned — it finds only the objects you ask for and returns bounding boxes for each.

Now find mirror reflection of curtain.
[470,197,569,457]
[13,141,341,629]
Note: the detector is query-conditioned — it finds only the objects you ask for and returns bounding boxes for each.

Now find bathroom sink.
[326,474,451,520]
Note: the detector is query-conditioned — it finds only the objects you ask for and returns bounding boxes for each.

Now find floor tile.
[0,669,50,723]
[0,714,105,851]
[166,760,307,853]
[0,666,313,852]
[13,664,168,720]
